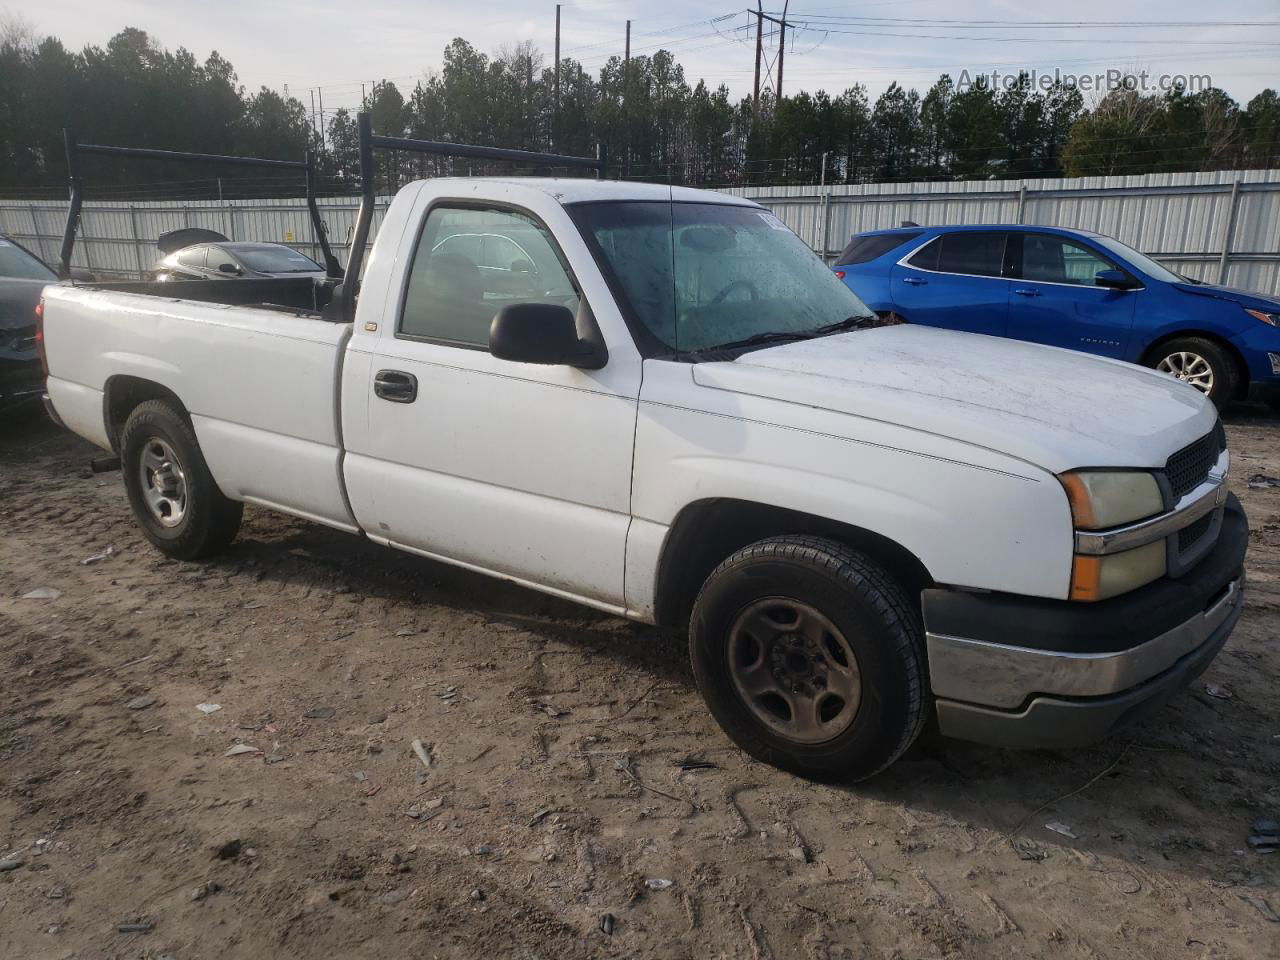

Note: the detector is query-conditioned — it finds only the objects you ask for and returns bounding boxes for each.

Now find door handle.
[901,276,928,285]
[1013,288,1042,297]
[374,369,418,403]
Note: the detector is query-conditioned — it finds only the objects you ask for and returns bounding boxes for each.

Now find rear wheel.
[689,536,928,781]
[120,400,242,560]
[1149,336,1238,410]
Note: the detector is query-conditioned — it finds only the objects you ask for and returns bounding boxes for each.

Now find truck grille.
[1178,513,1214,553]
[1165,429,1220,500]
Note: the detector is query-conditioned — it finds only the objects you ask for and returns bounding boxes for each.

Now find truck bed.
[73,276,340,317]
[41,283,357,531]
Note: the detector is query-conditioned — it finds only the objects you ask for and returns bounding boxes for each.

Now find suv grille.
[1165,430,1220,500]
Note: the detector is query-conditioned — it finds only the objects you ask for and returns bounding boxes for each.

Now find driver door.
[343,201,642,608]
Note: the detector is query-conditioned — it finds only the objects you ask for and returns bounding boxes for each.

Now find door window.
[401,207,580,347]
[177,246,207,268]
[1016,234,1113,286]
[905,232,1007,277]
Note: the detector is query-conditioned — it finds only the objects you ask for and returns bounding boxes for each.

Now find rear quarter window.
[836,232,923,266]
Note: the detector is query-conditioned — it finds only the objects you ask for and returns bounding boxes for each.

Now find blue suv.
[833,224,1280,410]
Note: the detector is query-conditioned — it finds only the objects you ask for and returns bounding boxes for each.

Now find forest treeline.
[2,25,1278,198]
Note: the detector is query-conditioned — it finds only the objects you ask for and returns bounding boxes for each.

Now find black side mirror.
[218,262,240,275]
[489,302,607,369]
[1095,269,1133,290]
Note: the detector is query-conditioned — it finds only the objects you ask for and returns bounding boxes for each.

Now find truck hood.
[691,324,1217,474]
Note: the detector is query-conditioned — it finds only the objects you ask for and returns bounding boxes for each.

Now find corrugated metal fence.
[731,170,1280,296]
[3,168,1279,296]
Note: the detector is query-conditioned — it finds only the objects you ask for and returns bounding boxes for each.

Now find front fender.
[632,385,1075,604]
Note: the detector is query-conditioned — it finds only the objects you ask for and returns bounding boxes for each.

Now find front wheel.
[689,536,928,781]
[120,399,243,560]
[1148,337,1238,410]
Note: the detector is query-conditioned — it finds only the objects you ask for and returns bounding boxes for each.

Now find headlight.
[1060,470,1166,602]
[1069,542,1167,602]
[1059,470,1163,529]
[1245,308,1280,327]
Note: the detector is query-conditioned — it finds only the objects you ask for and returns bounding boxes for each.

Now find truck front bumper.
[922,494,1248,750]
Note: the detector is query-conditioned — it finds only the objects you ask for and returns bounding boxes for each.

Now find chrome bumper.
[927,578,1242,710]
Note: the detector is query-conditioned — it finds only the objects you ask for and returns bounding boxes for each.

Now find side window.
[177,246,207,268]
[1018,234,1113,285]
[905,237,940,271]
[208,246,239,272]
[934,232,1007,277]
[837,231,923,266]
[401,206,581,347]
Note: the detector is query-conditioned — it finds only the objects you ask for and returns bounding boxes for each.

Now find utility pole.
[624,19,631,176]
[317,87,327,150]
[750,2,792,105]
[753,2,763,110]
[310,89,318,140]
[554,3,561,131]
[776,16,786,99]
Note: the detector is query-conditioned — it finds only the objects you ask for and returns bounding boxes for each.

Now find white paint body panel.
[40,285,355,529]
[41,176,1220,618]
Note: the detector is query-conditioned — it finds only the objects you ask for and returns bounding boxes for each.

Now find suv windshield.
[1090,235,1182,284]
[234,245,321,273]
[0,238,57,281]
[571,201,875,355]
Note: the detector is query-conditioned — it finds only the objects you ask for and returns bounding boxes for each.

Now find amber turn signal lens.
[1069,554,1103,602]
[1059,473,1096,529]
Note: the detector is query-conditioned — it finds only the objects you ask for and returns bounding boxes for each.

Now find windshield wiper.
[700,314,879,355]
[807,314,879,336]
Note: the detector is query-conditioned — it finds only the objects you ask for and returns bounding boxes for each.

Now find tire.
[689,536,928,781]
[119,399,242,560]
[1147,336,1238,410]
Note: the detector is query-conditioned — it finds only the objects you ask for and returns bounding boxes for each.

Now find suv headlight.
[1059,471,1166,602]
[1245,308,1280,327]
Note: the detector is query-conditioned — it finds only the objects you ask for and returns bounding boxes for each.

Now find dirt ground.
[1,405,1278,960]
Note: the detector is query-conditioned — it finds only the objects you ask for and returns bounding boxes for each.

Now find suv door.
[1005,232,1138,358]
[889,231,1010,336]
[346,201,641,608]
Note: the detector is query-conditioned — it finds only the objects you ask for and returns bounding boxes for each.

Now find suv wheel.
[689,536,928,781]
[1150,337,1237,410]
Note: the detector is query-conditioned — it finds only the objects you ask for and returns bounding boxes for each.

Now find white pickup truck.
[40,158,1247,779]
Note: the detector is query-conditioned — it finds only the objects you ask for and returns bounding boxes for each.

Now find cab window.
[400,206,580,348]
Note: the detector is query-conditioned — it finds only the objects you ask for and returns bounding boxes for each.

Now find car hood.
[691,324,1218,474]
[1171,281,1280,312]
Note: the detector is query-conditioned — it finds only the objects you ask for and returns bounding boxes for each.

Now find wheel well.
[103,376,187,452]
[1140,330,1249,399]
[653,498,934,631]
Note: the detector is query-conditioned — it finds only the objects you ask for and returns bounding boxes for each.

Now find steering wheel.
[710,279,760,305]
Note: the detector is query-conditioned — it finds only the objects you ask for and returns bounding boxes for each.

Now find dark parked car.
[833,224,1280,410]
[155,229,326,282]
[0,234,57,411]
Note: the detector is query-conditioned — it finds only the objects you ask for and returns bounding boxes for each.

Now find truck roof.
[414,177,761,207]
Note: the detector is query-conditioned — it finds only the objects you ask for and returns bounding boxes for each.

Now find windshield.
[0,239,57,281]
[1090,235,1183,284]
[234,245,321,273]
[571,201,875,354]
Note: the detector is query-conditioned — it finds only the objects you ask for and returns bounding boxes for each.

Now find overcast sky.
[9,0,1279,116]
